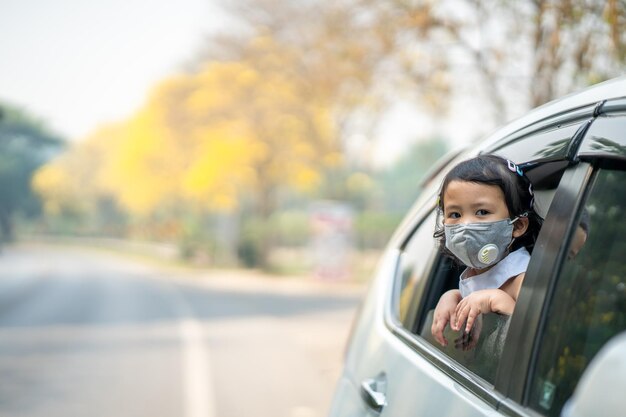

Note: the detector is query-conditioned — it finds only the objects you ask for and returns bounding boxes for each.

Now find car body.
[329,76,626,417]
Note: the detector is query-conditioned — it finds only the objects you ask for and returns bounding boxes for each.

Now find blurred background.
[0,0,624,416]
[1,0,625,273]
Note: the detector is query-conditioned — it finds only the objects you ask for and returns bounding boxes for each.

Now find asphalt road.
[0,243,364,417]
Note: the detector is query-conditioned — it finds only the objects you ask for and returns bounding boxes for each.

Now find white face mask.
[444,217,520,269]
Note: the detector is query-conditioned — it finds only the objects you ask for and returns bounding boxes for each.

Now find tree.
[525,0,626,107]
[217,0,625,130]
[32,124,126,235]
[355,0,626,123]
[0,103,64,242]
[205,0,402,155]
[166,56,340,266]
[376,137,449,213]
[33,56,342,265]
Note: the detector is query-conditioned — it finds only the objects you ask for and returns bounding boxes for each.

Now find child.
[431,155,542,347]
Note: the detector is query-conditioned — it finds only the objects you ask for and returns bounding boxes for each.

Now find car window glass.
[491,121,581,164]
[528,168,626,417]
[523,160,569,218]
[578,113,626,159]
[397,211,438,326]
[417,257,510,385]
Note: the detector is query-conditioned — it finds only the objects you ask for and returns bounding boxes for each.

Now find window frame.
[392,162,596,416]
[496,159,626,417]
[525,163,626,415]
[494,161,594,416]
[499,104,626,413]
[383,164,584,410]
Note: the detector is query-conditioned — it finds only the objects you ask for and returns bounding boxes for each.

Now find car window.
[417,256,510,384]
[402,212,513,384]
[407,160,562,385]
[528,167,626,417]
[393,206,512,385]
[490,121,582,164]
[397,210,438,326]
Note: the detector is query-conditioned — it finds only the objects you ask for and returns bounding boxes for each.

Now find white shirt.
[459,247,530,298]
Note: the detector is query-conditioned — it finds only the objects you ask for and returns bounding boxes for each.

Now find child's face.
[442,180,510,225]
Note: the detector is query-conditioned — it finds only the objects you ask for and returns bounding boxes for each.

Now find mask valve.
[479,244,499,265]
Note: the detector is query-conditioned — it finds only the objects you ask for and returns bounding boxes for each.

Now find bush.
[354,211,403,249]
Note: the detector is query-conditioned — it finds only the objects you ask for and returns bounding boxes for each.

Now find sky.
[0,0,225,140]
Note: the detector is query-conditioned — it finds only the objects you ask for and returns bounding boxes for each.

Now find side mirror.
[561,331,626,417]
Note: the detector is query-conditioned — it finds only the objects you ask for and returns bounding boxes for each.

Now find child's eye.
[447,212,461,219]
[476,209,490,216]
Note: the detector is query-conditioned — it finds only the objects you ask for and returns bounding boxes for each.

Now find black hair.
[434,154,543,258]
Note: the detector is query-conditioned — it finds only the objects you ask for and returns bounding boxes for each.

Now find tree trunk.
[255,184,276,270]
[0,207,14,244]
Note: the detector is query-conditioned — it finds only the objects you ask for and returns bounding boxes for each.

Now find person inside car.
[431,155,543,347]
[568,208,589,260]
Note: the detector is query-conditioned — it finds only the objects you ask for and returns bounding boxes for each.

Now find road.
[0,243,364,417]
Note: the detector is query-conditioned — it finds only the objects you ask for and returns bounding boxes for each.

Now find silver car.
[329,76,626,417]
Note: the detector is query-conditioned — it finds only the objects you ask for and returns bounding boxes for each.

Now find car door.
[377,121,594,416]
[337,205,507,417]
[496,102,626,416]
[329,99,622,417]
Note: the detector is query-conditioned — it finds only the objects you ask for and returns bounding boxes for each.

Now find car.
[328,76,626,417]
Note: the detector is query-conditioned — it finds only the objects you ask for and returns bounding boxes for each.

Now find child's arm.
[431,289,462,346]
[453,273,525,333]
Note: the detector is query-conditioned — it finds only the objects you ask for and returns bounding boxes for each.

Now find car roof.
[476,76,626,153]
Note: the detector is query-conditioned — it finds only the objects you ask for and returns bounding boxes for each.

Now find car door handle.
[360,373,387,412]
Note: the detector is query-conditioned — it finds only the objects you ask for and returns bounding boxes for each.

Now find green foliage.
[0,102,64,242]
[269,210,310,247]
[236,210,310,267]
[374,137,449,213]
[237,216,267,267]
[354,211,403,249]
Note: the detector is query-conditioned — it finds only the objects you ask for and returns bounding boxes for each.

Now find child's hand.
[454,289,515,333]
[454,314,483,351]
[431,290,462,347]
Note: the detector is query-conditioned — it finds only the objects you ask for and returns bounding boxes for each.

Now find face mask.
[444,218,518,269]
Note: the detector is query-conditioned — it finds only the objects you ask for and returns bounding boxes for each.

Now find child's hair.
[434,154,543,257]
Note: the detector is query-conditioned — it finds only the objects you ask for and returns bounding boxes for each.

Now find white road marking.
[180,319,216,417]
[162,279,217,417]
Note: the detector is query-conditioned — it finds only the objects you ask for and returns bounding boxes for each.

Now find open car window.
[403,160,565,385]
[418,257,511,384]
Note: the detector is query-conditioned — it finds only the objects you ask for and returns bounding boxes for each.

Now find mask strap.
[508,212,529,253]
[509,212,528,224]
[507,237,516,250]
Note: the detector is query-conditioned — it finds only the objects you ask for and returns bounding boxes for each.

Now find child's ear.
[512,217,529,238]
